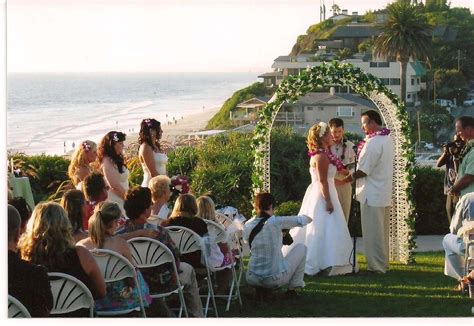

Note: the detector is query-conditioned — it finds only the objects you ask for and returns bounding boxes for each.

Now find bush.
[167,146,198,180]
[190,132,254,217]
[270,127,309,204]
[9,153,71,203]
[413,166,449,234]
[274,201,302,216]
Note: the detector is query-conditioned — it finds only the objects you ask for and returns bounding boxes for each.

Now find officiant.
[329,118,356,223]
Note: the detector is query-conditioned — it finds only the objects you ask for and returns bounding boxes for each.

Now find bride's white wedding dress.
[141,151,168,187]
[283,160,356,276]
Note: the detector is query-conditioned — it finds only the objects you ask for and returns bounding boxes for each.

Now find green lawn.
[217,252,472,317]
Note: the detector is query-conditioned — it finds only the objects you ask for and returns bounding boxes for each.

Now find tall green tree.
[373,1,432,104]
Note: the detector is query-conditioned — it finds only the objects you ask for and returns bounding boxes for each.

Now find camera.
[443,140,464,158]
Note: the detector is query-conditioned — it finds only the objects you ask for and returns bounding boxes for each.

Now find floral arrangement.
[356,127,391,158]
[308,148,345,171]
[170,175,190,197]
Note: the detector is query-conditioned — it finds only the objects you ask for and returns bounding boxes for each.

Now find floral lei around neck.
[459,139,474,163]
[356,127,391,157]
[308,148,346,171]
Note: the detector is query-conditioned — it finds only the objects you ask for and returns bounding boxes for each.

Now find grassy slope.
[217,252,472,317]
[206,82,274,130]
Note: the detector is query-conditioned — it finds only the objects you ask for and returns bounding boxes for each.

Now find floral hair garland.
[112,133,119,142]
[308,148,346,171]
[318,122,327,138]
[82,141,91,152]
[357,127,391,158]
[144,119,153,127]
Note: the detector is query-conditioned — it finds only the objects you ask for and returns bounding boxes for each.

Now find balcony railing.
[274,112,304,123]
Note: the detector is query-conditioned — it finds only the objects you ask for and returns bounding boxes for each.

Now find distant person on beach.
[139,118,168,187]
[60,189,88,243]
[68,140,98,191]
[98,131,129,216]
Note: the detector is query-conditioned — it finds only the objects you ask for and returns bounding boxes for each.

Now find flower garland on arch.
[308,148,346,171]
[356,127,391,158]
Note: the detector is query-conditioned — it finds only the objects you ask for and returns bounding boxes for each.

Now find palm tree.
[373,1,432,104]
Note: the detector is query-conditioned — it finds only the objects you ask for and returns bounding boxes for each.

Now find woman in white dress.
[138,118,168,188]
[97,131,129,216]
[283,122,356,276]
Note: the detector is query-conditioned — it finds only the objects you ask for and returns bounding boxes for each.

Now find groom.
[343,110,394,273]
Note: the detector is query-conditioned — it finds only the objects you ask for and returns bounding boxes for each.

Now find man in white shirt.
[343,110,394,273]
[329,118,356,223]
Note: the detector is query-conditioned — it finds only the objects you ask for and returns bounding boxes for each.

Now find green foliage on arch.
[251,61,417,263]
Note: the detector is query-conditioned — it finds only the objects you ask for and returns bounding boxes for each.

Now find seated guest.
[443,192,474,286]
[18,202,106,316]
[60,189,88,243]
[161,193,208,269]
[147,175,172,225]
[9,196,32,235]
[8,205,53,317]
[243,193,312,299]
[120,186,203,317]
[77,201,152,313]
[82,172,109,230]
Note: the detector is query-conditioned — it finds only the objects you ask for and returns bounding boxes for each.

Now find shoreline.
[125,105,221,147]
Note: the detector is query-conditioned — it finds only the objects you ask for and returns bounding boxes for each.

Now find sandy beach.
[125,105,221,146]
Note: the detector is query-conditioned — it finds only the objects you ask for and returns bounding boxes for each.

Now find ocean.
[7,72,258,155]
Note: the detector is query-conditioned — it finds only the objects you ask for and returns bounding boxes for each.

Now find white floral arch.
[251,62,417,263]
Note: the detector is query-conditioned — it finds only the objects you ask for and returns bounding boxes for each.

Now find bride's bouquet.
[169,175,190,203]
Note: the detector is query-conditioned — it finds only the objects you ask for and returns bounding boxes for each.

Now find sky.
[6,0,474,73]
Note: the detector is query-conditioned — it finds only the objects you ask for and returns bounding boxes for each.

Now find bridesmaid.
[97,131,129,215]
[68,140,98,190]
[139,118,168,187]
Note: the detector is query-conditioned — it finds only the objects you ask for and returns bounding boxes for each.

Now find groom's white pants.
[360,204,390,273]
[246,243,307,290]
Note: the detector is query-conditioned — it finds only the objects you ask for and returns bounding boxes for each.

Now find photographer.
[243,193,312,300]
[437,134,465,223]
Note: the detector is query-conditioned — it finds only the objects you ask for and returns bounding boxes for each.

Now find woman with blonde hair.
[68,140,98,190]
[78,201,152,313]
[147,175,172,225]
[18,202,106,305]
[161,194,208,268]
[282,122,356,276]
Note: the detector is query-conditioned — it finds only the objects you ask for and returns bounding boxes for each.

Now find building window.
[318,106,324,111]
[417,78,420,85]
[306,106,313,111]
[370,62,377,67]
[380,78,389,85]
[337,106,354,117]
[407,94,411,99]
[411,78,414,85]
[390,78,400,85]
[378,62,389,68]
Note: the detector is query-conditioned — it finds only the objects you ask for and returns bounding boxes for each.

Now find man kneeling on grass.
[243,192,312,300]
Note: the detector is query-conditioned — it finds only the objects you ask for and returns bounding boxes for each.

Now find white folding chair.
[215,213,245,285]
[127,237,188,317]
[8,295,31,318]
[165,226,218,317]
[90,249,146,317]
[48,272,94,317]
[204,219,242,312]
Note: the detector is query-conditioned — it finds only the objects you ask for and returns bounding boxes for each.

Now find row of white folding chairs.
[164,224,243,317]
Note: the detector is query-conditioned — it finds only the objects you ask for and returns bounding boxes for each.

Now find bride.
[139,118,168,187]
[283,122,356,276]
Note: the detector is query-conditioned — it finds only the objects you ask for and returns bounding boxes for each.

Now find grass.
[216,252,472,317]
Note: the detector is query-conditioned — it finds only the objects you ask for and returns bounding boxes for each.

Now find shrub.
[274,201,302,216]
[167,146,198,180]
[190,132,254,217]
[9,153,71,203]
[413,166,448,234]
